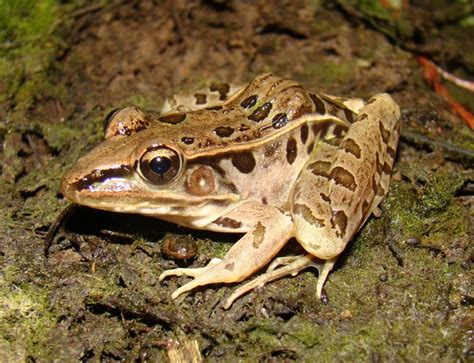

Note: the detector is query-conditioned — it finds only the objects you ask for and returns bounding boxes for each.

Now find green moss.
[0,0,70,120]
[0,274,57,361]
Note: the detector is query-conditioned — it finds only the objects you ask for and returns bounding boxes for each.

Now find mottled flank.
[286,137,297,164]
[194,93,207,105]
[293,203,325,227]
[181,136,194,144]
[210,82,230,100]
[309,161,331,178]
[332,210,348,237]
[252,221,266,248]
[272,113,289,129]
[240,94,258,109]
[231,151,256,173]
[213,216,242,229]
[342,138,361,158]
[248,102,272,122]
[310,93,326,114]
[214,126,234,138]
[330,166,357,191]
[300,124,309,144]
[158,113,187,124]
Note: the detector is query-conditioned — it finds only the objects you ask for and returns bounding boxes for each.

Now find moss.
[0,0,67,119]
[0,274,57,361]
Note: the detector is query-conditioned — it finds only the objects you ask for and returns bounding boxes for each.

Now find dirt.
[1,0,473,361]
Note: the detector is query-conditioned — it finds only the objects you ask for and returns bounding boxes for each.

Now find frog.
[60,73,401,309]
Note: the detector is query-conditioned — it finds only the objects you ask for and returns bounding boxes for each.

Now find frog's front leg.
[159,201,293,301]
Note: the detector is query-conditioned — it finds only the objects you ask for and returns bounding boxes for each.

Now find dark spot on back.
[307,141,315,154]
[181,136,194,145]
[248,102,272,122]
[232,151,256,174]
[210,82,231,100]
[300,124,309,144]
[330,166,357,191]
[310,93,326,114]
[159,113,187,124]
[308,161,331,178]
[286,137,297,164]
[206,105,223,111]
[214,126,234,138]
[240,95,258,109]
[342,138,361,158]
[272,113,289,129]
[343,109,355,123]
[225,262,235,271]
[333,125,346,137]
[194,93,207,105]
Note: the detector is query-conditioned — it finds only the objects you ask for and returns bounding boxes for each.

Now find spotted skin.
[61,73,401,309]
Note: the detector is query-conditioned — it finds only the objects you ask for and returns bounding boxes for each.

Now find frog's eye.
[138,145,182,184]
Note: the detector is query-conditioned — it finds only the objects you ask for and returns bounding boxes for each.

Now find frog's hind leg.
[159,202,294,304]
[224,254,336,309]
[160,82,244,114]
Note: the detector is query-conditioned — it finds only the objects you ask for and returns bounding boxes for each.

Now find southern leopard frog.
[61,73,400,308]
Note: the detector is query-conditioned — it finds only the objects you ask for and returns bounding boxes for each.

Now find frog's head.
[60,107,240,226]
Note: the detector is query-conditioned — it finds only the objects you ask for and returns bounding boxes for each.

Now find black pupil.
[149,156,172,175]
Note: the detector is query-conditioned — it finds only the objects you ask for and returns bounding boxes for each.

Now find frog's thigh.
[159,202,293,300]
[291,136,346,261]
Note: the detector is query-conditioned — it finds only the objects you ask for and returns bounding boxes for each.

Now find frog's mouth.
[60,165,240,219]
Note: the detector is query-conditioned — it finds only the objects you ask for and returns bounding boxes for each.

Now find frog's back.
[154,73,351,155]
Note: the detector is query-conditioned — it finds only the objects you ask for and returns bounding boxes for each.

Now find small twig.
[400,129,474,166]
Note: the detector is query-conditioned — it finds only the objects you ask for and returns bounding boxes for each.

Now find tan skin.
[61,74,400,308]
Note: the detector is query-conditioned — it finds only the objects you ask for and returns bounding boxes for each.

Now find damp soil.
[1,1,473,361]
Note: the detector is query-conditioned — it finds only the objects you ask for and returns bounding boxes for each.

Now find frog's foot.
[223,255,337,309]
[159,258,223,299]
